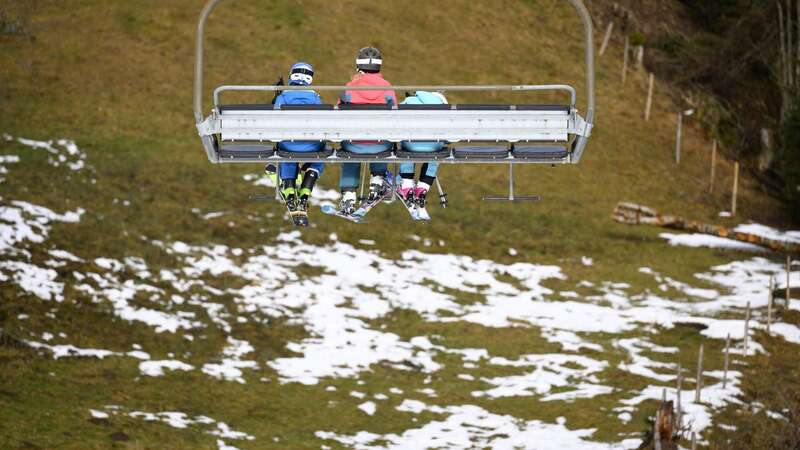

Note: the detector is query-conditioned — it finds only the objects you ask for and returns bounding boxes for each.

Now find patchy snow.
[8,137,91,172]
[472,354,609,400]
[0,200,84,253]
[139,360,194,377]
[4,139,799,447]
[358,401,377,416]
[102,407,255,446]
[734,223,800,244]
[622,369,743,435]
[614,338,677,382]
[660,233,766,252]
[0,260,64,301]
[201,337,258,383]
[319,402,637,450]
[89,409,109,419]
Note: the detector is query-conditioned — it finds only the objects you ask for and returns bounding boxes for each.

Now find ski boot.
[293,168,319,227]
[294,196,310,227]
[339,190,358,215]
[413,184,431,221]
[397,178,415,202]
[368,174,388,203]
[280,180,307,226]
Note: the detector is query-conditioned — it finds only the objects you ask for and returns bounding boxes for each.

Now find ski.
[395,190,418,220]
[320,204,367,223]
[415,204,431,222]
[288,209,309,227]
[353,179,393,219]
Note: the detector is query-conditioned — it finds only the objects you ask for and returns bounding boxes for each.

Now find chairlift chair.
[194,0,595,202]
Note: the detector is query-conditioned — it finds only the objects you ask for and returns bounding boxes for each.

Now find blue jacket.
[401,91,447,152]
[274,90,325,152]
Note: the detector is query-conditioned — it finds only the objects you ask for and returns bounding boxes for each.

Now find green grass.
[1,0,798,448]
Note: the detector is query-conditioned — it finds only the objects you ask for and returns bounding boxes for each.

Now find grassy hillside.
[1,0,798,448]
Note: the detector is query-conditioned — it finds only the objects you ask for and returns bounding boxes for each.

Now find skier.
[337,46,398,215]
[270,62,326,226]
[396,91,448,220]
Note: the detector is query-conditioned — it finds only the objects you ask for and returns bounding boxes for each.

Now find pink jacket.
[343,73,397,105]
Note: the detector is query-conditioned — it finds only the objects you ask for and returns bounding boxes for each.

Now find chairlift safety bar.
[213,84,578,108]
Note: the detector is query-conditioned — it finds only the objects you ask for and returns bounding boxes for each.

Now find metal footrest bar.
[481,164,541,202]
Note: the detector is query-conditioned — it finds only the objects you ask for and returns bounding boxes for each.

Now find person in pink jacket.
[337,46,398,215]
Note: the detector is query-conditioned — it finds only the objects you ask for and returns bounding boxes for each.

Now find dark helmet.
[356,46,382,73]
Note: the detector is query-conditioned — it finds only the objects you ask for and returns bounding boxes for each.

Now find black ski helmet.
[356,46,382,72]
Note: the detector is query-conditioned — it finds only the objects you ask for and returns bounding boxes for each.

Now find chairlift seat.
[512,145,569,161]
[337,148,395,159]
[219,144,275,160]
[395,147,451,160]
[453,146,509,160]
[276,145,334,159]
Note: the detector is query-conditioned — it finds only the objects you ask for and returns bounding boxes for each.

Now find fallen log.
[612,202,800,254]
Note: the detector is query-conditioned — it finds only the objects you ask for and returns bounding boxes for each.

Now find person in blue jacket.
[273,62,326,217]
[396,91,448,219]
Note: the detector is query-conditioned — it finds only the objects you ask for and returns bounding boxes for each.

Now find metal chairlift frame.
[193,0,595,201]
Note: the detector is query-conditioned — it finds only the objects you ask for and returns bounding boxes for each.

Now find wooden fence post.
[622,35,630,84]
[723,334,730,389]
[709,139,717,193]
[767,275,774,334]
[676,364,683,428]
[695,343,704,403]
[645,73,654,121]
[635,45,644,70]
[732,162,740,216]
[691,432,697,450]
[788,255,792,309]
[744,301,751,357]
[599,22,614,57]
[675,112,683,164]
[654,402,663,450]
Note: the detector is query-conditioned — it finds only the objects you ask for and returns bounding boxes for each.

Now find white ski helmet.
[289,61,314,86]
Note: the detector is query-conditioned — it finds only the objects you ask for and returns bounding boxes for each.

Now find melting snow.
[139,360,194,377]
[319,401,638,449]
[3,136,799,447]
[660,233,766,252]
